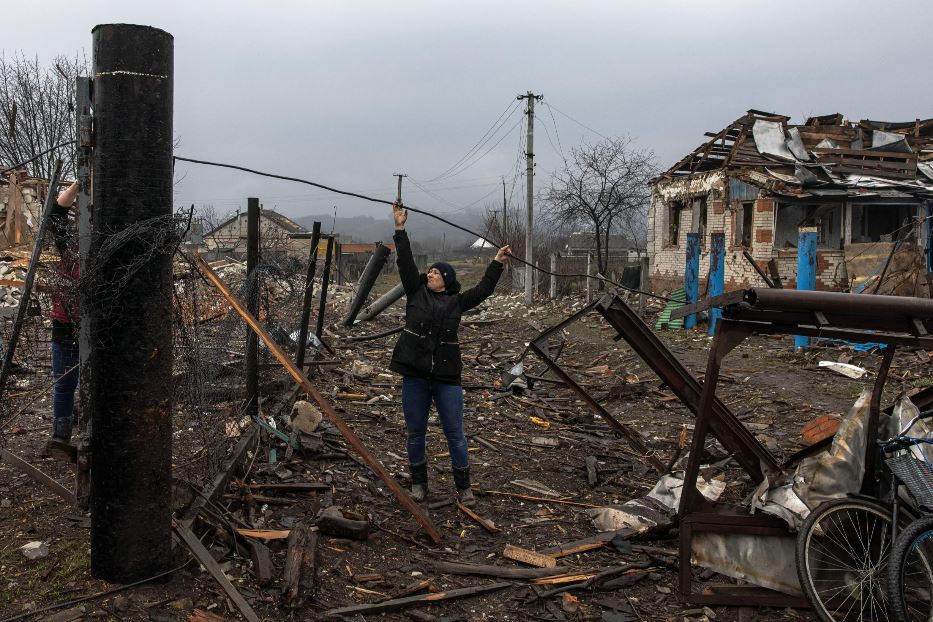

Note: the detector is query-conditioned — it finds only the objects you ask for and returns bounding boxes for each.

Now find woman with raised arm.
[389,202,510,506]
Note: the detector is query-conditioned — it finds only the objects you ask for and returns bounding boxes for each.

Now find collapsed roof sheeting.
[656,109,933,201]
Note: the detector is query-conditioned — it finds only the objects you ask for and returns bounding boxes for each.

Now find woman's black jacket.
[389,230,503,385]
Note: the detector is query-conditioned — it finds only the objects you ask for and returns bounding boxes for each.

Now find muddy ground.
[1,257,931,622]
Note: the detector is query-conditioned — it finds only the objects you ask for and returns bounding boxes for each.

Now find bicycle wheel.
[797,497,897,621]
[887,515,933,622]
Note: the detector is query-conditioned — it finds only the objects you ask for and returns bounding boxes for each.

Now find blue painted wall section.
[926,200,932,272]
[684,233,700,329]
[795,227,818,350]
[708,232,725,336]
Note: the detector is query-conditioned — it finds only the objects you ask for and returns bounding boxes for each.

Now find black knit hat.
[429,261,457,291]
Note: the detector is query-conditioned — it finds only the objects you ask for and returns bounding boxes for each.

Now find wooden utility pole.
[89,23,174,583]
[518,92,542,305]
[501,176,507,245]
[393,173,407,203]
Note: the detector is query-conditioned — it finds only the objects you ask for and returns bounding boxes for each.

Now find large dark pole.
[89,24,173,583]
[343,242,391,326]
[245,198,260,419]
[295,221,321,369]
[315,236,335,338]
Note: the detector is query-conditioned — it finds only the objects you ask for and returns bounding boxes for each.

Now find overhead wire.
[421,99,521,183]
[173,154,676,302]
[544,101,611,141]
[1,140,76,175]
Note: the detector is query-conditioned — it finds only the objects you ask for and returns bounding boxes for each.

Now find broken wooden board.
[0,448,75,506]
[173,521,261,622]
[236,529,291,540]
[502,544,556,568]
[457,502,499,533]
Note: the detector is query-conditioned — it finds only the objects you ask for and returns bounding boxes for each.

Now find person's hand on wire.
[495,245,512,263]
[393,201,408,230]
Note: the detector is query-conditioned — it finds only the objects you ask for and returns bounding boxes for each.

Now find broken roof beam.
[193,252,443,545]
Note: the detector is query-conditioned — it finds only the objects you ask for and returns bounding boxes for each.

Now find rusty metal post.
[245,198,259,419]
[315,236,335,338]
[89,23,173,583]
[295,221,321,370]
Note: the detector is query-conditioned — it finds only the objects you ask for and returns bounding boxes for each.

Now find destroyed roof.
[655,109,933,200]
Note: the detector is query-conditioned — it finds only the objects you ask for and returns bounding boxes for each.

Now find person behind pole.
[389,201,510,507]
[45,181,80,455]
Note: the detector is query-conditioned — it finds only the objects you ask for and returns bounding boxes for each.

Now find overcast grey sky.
[7,1,932,224]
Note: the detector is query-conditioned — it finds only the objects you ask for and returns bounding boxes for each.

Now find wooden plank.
[457,502,500,533]
[0,448,75,505]
[322,582,512,619]
[194,253,442,544]
[539,528,636,558]
[236,529,291,540]
[178,424,258,526]
[173,521,261,622]
[0,279,24,287]
[502,544,556,568]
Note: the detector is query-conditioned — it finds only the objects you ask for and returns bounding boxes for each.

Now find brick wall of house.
[648,176,781,293]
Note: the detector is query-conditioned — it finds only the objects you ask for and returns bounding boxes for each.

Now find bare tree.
[0,51,88,179]
[541,137,657,280]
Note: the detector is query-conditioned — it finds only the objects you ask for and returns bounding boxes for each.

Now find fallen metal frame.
[526,294,778,481]
[676,288,933,607]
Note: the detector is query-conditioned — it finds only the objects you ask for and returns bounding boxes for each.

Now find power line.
[421,99,522,183]
[173,154,675,302]
[544,100,610,141]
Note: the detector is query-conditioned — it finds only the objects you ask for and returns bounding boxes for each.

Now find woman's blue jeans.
[401,376,469,469]
[51,341,79,440]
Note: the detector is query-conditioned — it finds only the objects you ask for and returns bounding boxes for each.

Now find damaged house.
[647,110,933,295]
[202,208,310,260]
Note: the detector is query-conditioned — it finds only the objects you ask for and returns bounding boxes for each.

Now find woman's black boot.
[410,461,428,502]
[452,466,476,507]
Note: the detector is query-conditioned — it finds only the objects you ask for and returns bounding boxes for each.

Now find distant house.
[202,209,309,260]
[647,110,933,294]
[564,232,640,262]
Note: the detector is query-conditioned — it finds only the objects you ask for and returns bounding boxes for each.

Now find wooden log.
[502,544,556,568]
[173,521,260,622]
[322,582,512,619]
[194,254,442,544]
[250,542,274,586]
[282,522,319,608]
[317,506,370,540]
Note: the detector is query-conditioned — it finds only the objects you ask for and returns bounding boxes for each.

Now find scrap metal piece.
[0,448,76,506]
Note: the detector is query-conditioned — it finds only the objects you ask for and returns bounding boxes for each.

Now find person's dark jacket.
[389,229,503,385]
